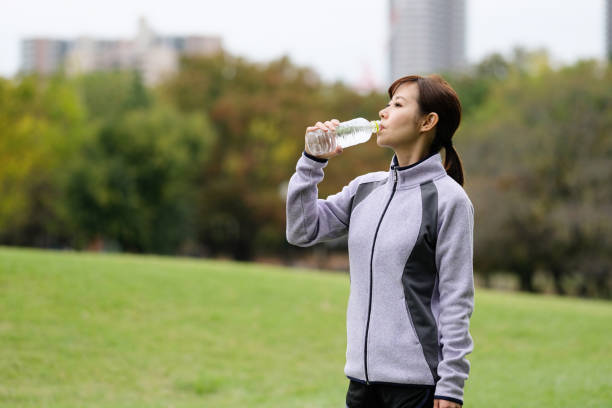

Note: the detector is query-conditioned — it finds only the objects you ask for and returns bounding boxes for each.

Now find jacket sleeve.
[433,197,475,406]
[286,152,357,247]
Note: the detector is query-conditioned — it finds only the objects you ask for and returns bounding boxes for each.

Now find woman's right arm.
[286,119,356,247]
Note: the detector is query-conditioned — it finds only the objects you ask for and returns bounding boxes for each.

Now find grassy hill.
[0,246,610,407]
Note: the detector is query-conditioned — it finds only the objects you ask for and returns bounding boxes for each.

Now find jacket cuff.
[434,395,463,406]
[303,150,328,163]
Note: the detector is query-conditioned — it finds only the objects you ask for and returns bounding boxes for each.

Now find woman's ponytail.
[442,143,465,187]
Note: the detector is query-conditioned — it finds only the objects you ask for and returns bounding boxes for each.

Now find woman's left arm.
[433,196,475,406]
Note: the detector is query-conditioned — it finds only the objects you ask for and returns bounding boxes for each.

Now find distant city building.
[20,18,222,85]
[389,0,466,81]
[21,39,71,75]
[606,0,612,61]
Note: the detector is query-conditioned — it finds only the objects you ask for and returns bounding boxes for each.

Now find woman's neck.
[394,142,431,167]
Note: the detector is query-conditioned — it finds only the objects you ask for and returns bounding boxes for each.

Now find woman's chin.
[376,134,392,148]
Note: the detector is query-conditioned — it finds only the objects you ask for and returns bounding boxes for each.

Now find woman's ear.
[420,112,439,132]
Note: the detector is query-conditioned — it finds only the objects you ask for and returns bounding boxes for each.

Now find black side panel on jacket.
[401,180,440,383]
[350,179,388,216]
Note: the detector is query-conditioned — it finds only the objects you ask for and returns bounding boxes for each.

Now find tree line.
[0,49,610,298]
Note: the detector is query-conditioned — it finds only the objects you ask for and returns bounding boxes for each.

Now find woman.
[286,74,474,408]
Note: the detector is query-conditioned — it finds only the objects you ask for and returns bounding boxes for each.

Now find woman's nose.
[379,108,387,119]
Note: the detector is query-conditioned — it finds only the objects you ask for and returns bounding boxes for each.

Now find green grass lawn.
[0,246,610,407]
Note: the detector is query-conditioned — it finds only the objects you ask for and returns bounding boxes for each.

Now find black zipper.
[363,167,398,384]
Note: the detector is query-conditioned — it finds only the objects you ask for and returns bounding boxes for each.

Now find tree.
[0,74,90,247]
[66,103,216,254]
[462,56,612,297]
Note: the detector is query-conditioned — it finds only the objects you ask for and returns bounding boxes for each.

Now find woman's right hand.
[305,119,343,160]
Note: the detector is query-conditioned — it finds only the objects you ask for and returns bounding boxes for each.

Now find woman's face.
[377,82,425,149]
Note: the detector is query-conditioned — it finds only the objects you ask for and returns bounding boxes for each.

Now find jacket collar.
[388,152,447,190]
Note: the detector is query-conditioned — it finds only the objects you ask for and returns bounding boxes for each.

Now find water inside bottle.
[336,123,375,148]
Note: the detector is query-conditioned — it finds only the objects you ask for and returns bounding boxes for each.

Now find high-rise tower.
[389,0,466,81]
[607,0,612,60]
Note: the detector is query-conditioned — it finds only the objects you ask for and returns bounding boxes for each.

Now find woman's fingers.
[324,121,336,130]
[305,119,341,147]
[315,121,328,131]
[311,119,341,133]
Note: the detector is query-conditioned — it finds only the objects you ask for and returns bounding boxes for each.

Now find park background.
[1,1,611,407]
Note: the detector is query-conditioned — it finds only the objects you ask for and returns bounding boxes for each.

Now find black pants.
[345,380,434,408]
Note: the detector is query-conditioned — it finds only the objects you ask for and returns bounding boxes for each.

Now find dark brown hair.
[388,74,465,186]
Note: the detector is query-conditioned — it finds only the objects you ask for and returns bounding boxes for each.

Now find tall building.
[607,0,612,60]
[389,0,466,81]
[21,39,71,75]
[20,18,222,85]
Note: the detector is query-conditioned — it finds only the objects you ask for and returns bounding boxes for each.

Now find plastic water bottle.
[305,118,380,156]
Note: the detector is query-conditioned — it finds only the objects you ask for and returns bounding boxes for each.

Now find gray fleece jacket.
[286,151,475,406]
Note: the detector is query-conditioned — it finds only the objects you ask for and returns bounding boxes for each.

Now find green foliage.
[75,70,150,122]
[460,54,612,297]
[0,74,90,246]
[66,103,216,254]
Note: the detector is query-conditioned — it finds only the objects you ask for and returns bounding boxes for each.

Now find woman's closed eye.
[386,103,402,107]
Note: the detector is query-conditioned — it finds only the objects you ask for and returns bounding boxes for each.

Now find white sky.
[0,0,606,88]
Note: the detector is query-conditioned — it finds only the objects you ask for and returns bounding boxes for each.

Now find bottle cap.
[372,120,380,133]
